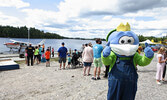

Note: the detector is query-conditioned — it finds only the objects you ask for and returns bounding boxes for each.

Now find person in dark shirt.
[26,44,35,66]
[58,42,68,69]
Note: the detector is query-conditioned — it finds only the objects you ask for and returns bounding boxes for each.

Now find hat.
[62,42,65,45]
[74,49,77,51]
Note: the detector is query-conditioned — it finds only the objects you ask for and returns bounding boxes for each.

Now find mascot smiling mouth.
[110,44,138,56]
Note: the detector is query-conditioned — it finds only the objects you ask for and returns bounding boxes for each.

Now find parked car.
[152,48,158,52]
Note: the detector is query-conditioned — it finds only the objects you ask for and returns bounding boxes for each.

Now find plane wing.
[9,39,45,46]
[9,39,29,44]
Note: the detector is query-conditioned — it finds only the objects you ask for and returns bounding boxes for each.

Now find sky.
[0,0,167,38]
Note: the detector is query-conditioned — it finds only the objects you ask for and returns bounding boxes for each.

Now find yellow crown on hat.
[116,22,131,31]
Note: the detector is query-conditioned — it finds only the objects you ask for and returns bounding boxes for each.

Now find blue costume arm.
[144,43,154,58]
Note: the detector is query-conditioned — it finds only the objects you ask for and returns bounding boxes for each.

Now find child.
[34,46,39,64]
[25,49,28,64]
[52,48,54,57]
[67,54,71,69]
[156,47,167,84]
[45,49,51,67]
[41,53,46,63]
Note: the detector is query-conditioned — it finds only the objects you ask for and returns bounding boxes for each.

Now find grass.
[15,60,25,64]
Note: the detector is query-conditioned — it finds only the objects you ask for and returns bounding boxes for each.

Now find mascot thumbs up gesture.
[102,23,154,100]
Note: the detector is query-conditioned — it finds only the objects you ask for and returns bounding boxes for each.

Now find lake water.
[0,38,107,53]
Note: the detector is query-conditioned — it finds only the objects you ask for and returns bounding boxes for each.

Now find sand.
[0,53,167,100]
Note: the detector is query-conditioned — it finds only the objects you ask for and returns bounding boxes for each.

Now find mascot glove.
[103,42,111,57]
[144,42,154,58]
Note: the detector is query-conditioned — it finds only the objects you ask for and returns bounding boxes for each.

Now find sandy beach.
[0,53,167,100]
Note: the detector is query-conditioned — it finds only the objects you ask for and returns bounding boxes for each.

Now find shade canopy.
[139,39,155,44]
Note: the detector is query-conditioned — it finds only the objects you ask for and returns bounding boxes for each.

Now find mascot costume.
[102,23,154,100]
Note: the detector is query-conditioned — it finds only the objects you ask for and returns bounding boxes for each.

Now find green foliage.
[138,35,167,42]
[0,25,166,41]
[0,25,65,39]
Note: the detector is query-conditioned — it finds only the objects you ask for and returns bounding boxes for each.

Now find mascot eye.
[127,38,134,44]
[128,39,131,43]
[119,36,135,44]
[121,40,125,44]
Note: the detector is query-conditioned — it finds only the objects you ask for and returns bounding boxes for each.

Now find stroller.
[71,52,83,68]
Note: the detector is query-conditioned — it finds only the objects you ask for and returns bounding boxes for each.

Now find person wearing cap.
[26,43,35,66]
[57,42,68,70]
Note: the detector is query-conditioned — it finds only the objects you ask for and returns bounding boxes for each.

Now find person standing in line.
[58,42,68,70]
[26,44,35,66]
[156,47,167,84]
[67,54,71,69]
[69,48,72,55]
[104,65,110,78]
[34,46,39,64]
[82,43,93,76]
[25,49,28,64]
[45,48,51,67]
[92,39,103,80]
[80,44,85,53]
[52,48,54,57]
[38,45,42,64]
[162,48,167,81]
[42,44,45,53]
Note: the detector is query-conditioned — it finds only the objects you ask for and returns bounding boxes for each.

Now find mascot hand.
[103,42,111,57]
[144,42,154,58]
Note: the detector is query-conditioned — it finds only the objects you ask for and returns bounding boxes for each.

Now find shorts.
[34,55,38,59]
[93,58,102,67]
[68,62,71,65]
[59,57,66,63]
[46,59,50,61]
[38,54,41,61]
[84,62,92,67]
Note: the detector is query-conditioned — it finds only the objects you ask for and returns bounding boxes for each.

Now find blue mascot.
[101,23,154,100]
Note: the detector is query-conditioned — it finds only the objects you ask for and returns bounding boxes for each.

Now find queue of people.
[24,41,167,84]
[25,44,53,67]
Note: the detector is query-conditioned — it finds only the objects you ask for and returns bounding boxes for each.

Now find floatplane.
[4,39,46,51]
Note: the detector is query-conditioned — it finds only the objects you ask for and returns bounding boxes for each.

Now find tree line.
[138,35,167,42]
[0,25,166,42]
[0,25,66,39]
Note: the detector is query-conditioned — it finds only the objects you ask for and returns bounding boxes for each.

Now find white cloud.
[58,0,167,17]
[0,12,23,26]
[21,9,58,27]
[103,16,112,20]
[0,0,167,38]
[0,0,30,8]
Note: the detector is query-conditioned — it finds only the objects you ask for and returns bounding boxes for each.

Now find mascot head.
[106,23,139,56]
